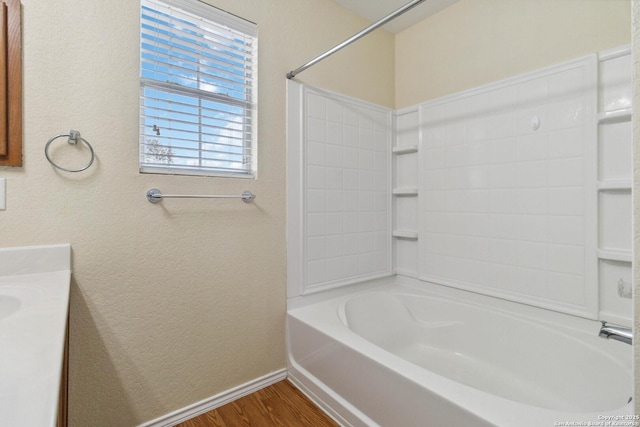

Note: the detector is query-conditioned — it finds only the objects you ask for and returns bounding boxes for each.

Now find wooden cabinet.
[0,0,20,166]
[57,319,69,427]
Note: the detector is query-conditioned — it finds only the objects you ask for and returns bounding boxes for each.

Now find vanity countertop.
[0,244,71,427]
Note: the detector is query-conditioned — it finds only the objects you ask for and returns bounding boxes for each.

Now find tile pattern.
[303,88,392,289]
[419,57,597,310]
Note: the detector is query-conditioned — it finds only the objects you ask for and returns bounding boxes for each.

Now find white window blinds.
[140,0,257,177]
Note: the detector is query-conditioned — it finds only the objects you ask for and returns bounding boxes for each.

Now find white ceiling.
[333,0,459,33]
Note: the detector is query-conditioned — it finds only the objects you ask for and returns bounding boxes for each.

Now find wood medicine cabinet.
[0,0,20,167]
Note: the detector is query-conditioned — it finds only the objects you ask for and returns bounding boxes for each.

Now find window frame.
[139,0,257,178]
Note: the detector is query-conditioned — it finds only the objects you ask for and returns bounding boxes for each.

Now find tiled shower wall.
[287,83,392,296]
[418,56,598,317]
[289,47,631,322]
[394,47,632,323]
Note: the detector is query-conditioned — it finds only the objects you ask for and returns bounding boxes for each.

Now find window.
[140,0,257,177]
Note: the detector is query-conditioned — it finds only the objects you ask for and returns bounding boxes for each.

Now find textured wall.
[0,0,394,425]
[396,0,632,108]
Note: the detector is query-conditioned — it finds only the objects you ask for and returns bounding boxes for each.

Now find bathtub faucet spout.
[599,321,632,345]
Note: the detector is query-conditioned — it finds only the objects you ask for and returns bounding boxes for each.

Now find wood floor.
[176,380,339,427]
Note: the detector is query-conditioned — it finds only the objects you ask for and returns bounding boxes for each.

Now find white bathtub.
[287,277,633,427]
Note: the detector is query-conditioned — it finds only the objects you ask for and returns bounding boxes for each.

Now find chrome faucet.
[599,321,632,345]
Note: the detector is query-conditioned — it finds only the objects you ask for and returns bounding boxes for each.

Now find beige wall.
[396,0,632,108]
[0,0,393,425]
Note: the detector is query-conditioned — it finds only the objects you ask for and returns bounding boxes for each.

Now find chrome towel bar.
[146,188,256,204]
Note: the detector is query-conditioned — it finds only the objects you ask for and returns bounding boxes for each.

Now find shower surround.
[287,45,632,426]
[418,55,598,317]
[287,85,393,297]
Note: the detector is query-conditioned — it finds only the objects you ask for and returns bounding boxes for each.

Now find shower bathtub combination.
[286,4,634,425]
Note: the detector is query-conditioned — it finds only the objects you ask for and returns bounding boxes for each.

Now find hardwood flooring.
[176,380,339,427]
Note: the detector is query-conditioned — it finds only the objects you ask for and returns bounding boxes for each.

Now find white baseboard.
[138,369,288,427]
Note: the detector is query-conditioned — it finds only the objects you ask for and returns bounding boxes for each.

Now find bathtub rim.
[290,274,628,339]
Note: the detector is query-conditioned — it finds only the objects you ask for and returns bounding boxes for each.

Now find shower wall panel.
[596,46,632,326]
[418,56,599,318]
[288,82,392,296]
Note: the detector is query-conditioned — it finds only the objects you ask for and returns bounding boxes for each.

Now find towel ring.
[45,130,95,172]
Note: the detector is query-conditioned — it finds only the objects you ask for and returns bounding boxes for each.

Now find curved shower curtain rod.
[286,0,427,79]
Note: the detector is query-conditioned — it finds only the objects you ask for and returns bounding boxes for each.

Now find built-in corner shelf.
[597,249,632,263]
[392,145,418,155]
[392,230,418,240]
[597,108,632,124]
[392,187,418,197]
[597,180,632,191]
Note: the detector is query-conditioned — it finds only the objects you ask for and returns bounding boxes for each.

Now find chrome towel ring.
[45,130,95,172]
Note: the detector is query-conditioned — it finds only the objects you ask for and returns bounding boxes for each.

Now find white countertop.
[0,244,71,427]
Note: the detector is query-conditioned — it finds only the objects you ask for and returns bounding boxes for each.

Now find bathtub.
[287,276,633,427]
